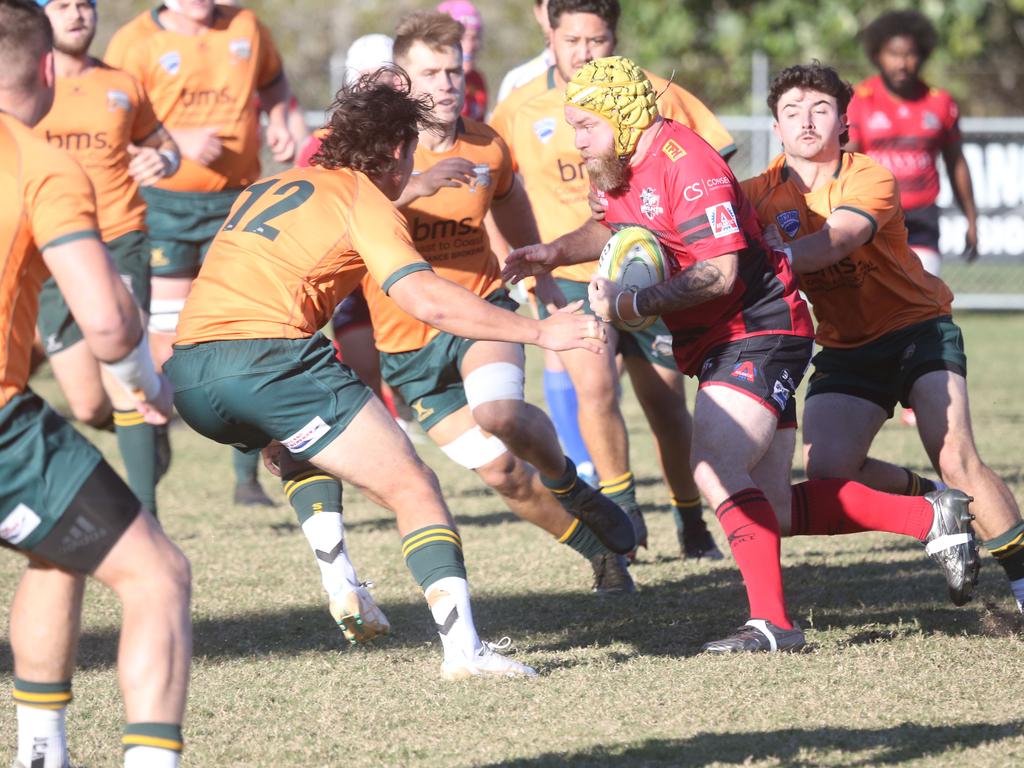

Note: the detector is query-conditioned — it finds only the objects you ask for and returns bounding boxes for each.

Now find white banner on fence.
[938,135,1024,260]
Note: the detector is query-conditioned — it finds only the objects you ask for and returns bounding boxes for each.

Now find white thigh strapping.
[463,362,525,411]
[148,298,186,335]
[440,425,508,469]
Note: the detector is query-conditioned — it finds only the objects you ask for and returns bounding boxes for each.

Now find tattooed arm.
[589,253,737,324]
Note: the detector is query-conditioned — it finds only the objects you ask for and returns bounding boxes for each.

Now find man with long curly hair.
[163,70,608,678]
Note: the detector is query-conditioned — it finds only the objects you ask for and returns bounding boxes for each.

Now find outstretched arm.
[502,219,611,283]
[387,269,604,354]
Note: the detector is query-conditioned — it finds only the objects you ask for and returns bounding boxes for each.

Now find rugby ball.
[597,226,668,331]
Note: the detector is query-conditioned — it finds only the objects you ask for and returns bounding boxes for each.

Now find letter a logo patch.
[706,202,739,239]
[730,361,756,382]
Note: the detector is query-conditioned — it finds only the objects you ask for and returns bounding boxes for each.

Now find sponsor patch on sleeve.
[282,416,331,454]
[661,139,686,162]
[705,201,740,239]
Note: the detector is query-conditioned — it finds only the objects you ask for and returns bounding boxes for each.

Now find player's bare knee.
[804,446,854,480]
[577,380,618,413]
[470,400,522,440]
[388,459,444,507]
[70,400,112,427]
[160,541,192,597]
[690,460,723,497]
[476,453,529,500]
[937,442,983,488]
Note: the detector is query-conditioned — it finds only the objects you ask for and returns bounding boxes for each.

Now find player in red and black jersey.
[506,56,986,654]
[847,10,978,276]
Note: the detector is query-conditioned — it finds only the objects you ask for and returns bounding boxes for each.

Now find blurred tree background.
[95,0,1024,117]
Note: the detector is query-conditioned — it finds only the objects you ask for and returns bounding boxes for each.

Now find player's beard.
[54,28,95,57]
[585,151,630,192]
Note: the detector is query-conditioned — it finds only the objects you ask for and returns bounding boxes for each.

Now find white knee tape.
[463,362,524,411]
[148,298,186,335]
[440,425,508,469]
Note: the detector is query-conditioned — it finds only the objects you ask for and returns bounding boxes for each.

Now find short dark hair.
[862,10,938,65]
[311,67,443,178]
[393,10,464,64]
[548,0,619,32]
[0,0,53,93]
[767,62,854,145]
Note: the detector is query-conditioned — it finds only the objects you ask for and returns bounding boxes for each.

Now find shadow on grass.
[475,720,1024,767]
[0,552,1010,673]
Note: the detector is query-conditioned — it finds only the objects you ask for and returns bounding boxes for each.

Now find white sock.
[16,705,68,768]
[1010,576,1024,612]
[425,576,481,658]
[124,746,180,768]
[301,512,360,600]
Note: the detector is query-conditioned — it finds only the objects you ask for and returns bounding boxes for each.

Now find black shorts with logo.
[697,334,814,428]
[0,390,139,573]
[806,315,966,417]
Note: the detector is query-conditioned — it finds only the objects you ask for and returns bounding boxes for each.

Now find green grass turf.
[2,313,1023,766]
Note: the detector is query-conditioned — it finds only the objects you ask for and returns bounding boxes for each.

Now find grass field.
[3,313,1024,767]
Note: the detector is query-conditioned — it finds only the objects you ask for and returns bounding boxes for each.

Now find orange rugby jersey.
[741,152,953,349]
[105,5,283,192]
[174,165,431,344]
[34,62,159,242]
[490,67,735,283]
[0,114,100,406]
[362,119,514,354]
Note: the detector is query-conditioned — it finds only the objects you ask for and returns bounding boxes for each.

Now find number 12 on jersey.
[221,178,315,242]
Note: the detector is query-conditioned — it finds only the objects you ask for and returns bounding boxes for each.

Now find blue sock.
[543,368,592,470]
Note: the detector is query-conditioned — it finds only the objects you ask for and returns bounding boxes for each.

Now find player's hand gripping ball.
[596,226,668,331]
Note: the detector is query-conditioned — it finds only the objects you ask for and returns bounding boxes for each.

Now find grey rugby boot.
[679,521,725,561]
[557,482,637,555]
[923,488,980,606]
[701,619,805,654]
[590,552,636,595]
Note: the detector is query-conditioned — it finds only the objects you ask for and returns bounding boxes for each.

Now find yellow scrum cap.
[564,55,658,159]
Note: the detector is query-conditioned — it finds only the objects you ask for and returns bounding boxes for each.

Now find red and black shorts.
[696,334,814,428]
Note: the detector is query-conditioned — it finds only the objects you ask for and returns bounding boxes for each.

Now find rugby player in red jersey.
[847,10,978,277]
[506,56,983,652]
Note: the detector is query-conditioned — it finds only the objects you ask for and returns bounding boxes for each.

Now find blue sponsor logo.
[159,52,181,75]
[776,209,801,238]
[533,117,556,144]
